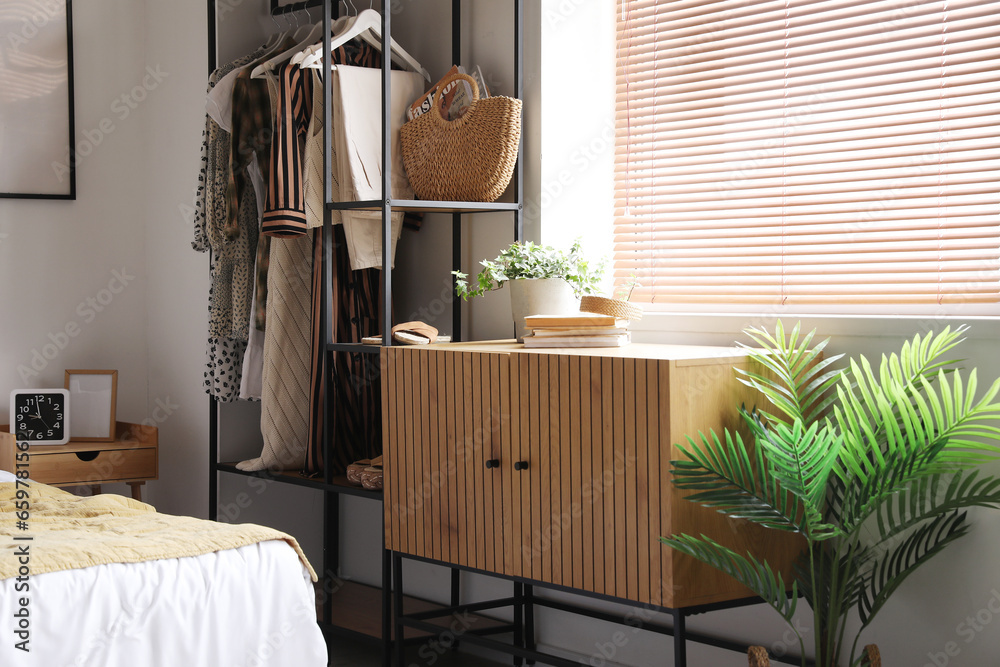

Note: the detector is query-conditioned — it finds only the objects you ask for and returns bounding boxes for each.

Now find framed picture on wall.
[64,370,117,442]
[0,0,76,199]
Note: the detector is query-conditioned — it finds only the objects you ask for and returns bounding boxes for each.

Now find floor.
[328,635,513,667]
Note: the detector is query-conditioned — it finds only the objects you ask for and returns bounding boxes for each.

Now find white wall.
[0,0,150,499]
[4,1,1000,666]
[140,0,210,521]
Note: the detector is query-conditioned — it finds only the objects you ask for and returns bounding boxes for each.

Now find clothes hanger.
[300,8,431,81]
[290,6,316,42]
[290,15,352,67]
[261,9,286,50]
[251,14,343,79]
[295,5,358,68]
[269,0,360,74]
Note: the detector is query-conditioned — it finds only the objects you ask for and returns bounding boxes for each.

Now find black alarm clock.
[9,389,70,445]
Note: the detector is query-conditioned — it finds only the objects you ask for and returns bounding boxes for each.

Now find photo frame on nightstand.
[64,369,117,442]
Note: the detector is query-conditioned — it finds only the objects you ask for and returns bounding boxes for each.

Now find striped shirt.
[262,61,314,237]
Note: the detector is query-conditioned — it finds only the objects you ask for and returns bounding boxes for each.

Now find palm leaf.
[671,426,804,532]
[842,436,945,530]
[833,328,970,457]
[928,371,1000,467]
[747,416,842,540]
[896,325,967,383]
[873,471,1000,544]
[857,511,968,627]
[661,533,800,624]
[737,321,846,426]
[837,368,1000,528]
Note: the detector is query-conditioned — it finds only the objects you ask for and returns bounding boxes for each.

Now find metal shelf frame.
[391,551,815,667]
[207,2,524,666]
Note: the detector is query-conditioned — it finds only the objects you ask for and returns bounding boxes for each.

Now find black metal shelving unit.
[207,1,524,665]
[207,4,812,667]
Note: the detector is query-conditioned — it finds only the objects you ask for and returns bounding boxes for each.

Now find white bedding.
[0,471,327,667]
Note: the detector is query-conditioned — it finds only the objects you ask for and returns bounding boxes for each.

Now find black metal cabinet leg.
[672,608,687,667]
[524,584,535,666]
[513,582,524,667]
[451,567,461,652]
[393,553,405,667]
[451,567,461,606]
[382,548,392,667]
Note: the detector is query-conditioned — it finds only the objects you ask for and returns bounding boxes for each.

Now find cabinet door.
[512,354,665,603]
[384,348,512,575]
[384,347,450,562]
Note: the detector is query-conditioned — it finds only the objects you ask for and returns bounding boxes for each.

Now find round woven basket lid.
[579,295,644,321]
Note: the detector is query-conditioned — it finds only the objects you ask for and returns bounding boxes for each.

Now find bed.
[0,471,328,666]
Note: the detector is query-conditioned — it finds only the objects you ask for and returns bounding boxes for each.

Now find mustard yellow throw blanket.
[0,481,316,581]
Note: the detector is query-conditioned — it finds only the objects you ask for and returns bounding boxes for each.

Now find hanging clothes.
[261,61,313,237]
[240,59,317,471]
[302,68,340,231]
[198,30,423,474]
[333,65,424,270]
[197,37,297,403]
[309,225,385,474]
[239,158,269,402]
[301,41,381,231]
[302,44,393,475]
[248,42,388,473]
[237,230,314,472]
[239,265,265,401]
[194,47,268,401]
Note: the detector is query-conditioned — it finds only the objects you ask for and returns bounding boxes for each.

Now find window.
[614,0,1000,311]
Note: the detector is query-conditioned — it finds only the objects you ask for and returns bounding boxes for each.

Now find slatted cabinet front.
[382,342,802,609]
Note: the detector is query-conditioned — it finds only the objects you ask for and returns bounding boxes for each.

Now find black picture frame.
[0,0,76,200]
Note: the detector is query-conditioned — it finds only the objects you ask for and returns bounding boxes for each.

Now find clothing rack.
[269,0,323,16]
[207,1,523,664]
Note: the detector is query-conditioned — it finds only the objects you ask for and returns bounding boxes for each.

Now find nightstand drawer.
[27,447,156,486]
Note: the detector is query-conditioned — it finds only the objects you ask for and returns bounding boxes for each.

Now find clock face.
[9,389,70,445]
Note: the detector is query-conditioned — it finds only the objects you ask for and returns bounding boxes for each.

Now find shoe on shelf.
[346,459,371,486]
[361,455,383,491]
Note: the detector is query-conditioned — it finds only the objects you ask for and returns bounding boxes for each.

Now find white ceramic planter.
[509,278,580,342]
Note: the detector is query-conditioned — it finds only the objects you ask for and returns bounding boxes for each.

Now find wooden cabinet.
[0,421,158,501]
[383,342,803,609]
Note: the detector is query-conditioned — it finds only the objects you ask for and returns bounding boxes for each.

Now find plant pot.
[509,278,579,342]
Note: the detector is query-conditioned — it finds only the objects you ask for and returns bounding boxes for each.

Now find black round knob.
[514,461,529,471]
[486,459,500,469]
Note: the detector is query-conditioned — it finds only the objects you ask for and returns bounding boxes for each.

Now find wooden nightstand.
[0,421,158,501]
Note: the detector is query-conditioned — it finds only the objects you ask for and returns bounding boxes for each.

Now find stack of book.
[522,313,631,348]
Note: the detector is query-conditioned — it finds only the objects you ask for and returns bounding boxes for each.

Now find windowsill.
[629,310,1000,342]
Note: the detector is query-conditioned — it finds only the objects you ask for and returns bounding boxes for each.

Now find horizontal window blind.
[614,0,1000,307]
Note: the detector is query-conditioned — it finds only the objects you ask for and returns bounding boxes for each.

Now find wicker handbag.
[400,72,522,202]
[748,645,881,666]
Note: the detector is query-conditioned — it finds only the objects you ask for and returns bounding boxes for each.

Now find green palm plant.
[661,322,1000,667]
